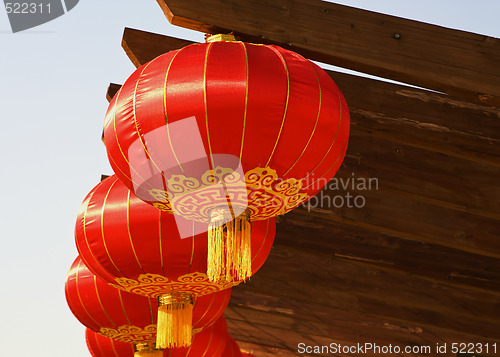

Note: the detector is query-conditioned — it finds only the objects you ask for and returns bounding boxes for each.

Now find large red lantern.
[104,35,349,282]
[75,176,274,348]
[85,316,229,357]
[66,256,231,354]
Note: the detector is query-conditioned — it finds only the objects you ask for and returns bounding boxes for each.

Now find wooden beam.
[225,262,500,355]
[223,246,500,345]
[230,219,500,353]
[258,246,500,336]
[106,83,121,102]
[233,341,294,357]
[226,295,438,348]
[228,310,498,356]
[331,73,500,169]
[302,185,500,259]
[278,211,500,294]
[158,0,500,107]
[122,27,190,66]
[122,27,193,67]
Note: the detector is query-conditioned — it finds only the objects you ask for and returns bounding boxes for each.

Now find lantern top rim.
[206,33,237,43]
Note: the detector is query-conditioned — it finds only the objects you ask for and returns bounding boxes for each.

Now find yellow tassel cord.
[134,342,163,357]
[208,207,252,283]
[156,292,193,349]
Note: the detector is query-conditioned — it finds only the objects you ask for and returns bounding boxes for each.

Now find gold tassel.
[134,342,163,357]
[208,207,252,282]
[156,292,193,349]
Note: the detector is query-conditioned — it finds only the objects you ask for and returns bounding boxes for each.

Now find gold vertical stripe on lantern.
[156,292,194,349]
[208,207,252,282]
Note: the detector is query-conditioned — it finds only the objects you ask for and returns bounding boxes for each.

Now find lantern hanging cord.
[134,342,163,357]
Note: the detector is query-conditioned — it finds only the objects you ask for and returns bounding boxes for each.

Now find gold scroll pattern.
[109,272,237,298]
[148,166,308,222]
[99,324,157,343]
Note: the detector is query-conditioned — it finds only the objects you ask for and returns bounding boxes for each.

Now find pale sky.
[0,1,498,356]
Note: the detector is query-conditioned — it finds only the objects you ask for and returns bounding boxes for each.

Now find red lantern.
[104,35,349,282]
[75,176,274,348]
[86,328,134,356]
[86,315,228,357]
[221,336,242,357]
[66,256,231,354]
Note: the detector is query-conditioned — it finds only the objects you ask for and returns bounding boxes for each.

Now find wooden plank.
[158,0,500,107]
[341,135,500,219]
[303,181,500,259]
[277,211,500,293]
[122,27,193,67]
[228,312,408,357]
[228,310,498,357]
[227,293,442,348]
[235,341,295,357]
[122,27,188,66]
[106,83,121,102]
[226,308,428,357]
[330,72,500,168]
[252,246,500,337]
[226,275,500,355]
[332,154,500,257]
[226,317,324,356]
[222,246,500,354]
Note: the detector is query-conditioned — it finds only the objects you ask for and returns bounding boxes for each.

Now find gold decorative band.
[110,272,237,298]
[148,166,308,222]
[99,324,156,343]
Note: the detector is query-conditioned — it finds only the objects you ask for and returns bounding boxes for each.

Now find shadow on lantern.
[127,116,249,239]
